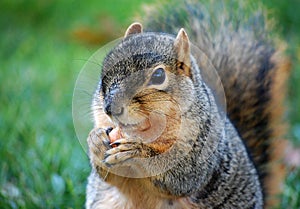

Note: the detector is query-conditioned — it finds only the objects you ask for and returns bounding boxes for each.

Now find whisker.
[76,89,95,97]
[134,90,161,99]
[134,108,181,123]
[75,58,104,68]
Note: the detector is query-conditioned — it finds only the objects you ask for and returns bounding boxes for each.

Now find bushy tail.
[140,0,290,206]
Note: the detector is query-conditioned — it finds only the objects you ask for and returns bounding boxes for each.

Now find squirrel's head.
[93,22,198,145]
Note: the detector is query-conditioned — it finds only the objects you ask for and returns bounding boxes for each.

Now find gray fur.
[85,1,279,208]
[86,32,263,209]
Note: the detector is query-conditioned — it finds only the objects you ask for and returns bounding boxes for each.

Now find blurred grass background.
[0,0,299,208]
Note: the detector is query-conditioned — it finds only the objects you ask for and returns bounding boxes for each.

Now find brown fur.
[128,88,182,153]
[264,49,290,207]
[141,7,291,204]
[91,172,199,209]
[215,42,290,207]
[87,1,291,205]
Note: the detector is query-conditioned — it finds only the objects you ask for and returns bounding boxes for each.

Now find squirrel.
[85,1,290,208]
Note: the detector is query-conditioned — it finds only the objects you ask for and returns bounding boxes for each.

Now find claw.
[103,138,143,166]
[103,138,112,149]
[87,128,113,164]
[104,151,137,166]
[110,141,121,147]
[105,144,133,155]
[89,129,112,149]
[105,127,113,135]
[110,138,140,147]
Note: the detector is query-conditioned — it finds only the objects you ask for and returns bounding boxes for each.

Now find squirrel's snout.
[104,102,124,116]
[104,87,125,116]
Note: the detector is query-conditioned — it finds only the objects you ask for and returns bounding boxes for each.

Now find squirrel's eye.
[149,68,166,85]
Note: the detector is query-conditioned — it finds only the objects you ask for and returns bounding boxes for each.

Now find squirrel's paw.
[103,138,153,167]
[87,128,111,164]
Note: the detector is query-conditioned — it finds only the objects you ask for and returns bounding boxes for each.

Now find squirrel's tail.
[140,0,290,206]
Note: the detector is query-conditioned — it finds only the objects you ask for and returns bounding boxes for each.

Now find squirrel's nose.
[104,102,124,116]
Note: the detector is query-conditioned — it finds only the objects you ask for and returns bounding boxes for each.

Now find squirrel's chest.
[101,182,198,209]
[98,174,201,209]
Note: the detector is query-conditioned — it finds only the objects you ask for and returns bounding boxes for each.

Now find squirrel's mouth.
[118,117,151,132]
[114,112,167,143]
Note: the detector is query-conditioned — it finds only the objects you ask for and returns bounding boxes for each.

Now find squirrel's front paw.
[103,138,154,167]
[87,128,112,165]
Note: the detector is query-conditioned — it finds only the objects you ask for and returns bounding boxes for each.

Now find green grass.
[0,0,299,208]
[0,0,146,208]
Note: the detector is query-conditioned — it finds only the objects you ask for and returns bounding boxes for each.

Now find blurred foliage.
[0,0,299,208]
[261,0,300,148]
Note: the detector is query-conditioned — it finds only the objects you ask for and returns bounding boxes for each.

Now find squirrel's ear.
[124,22,143,38]
[174,28,191,77]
